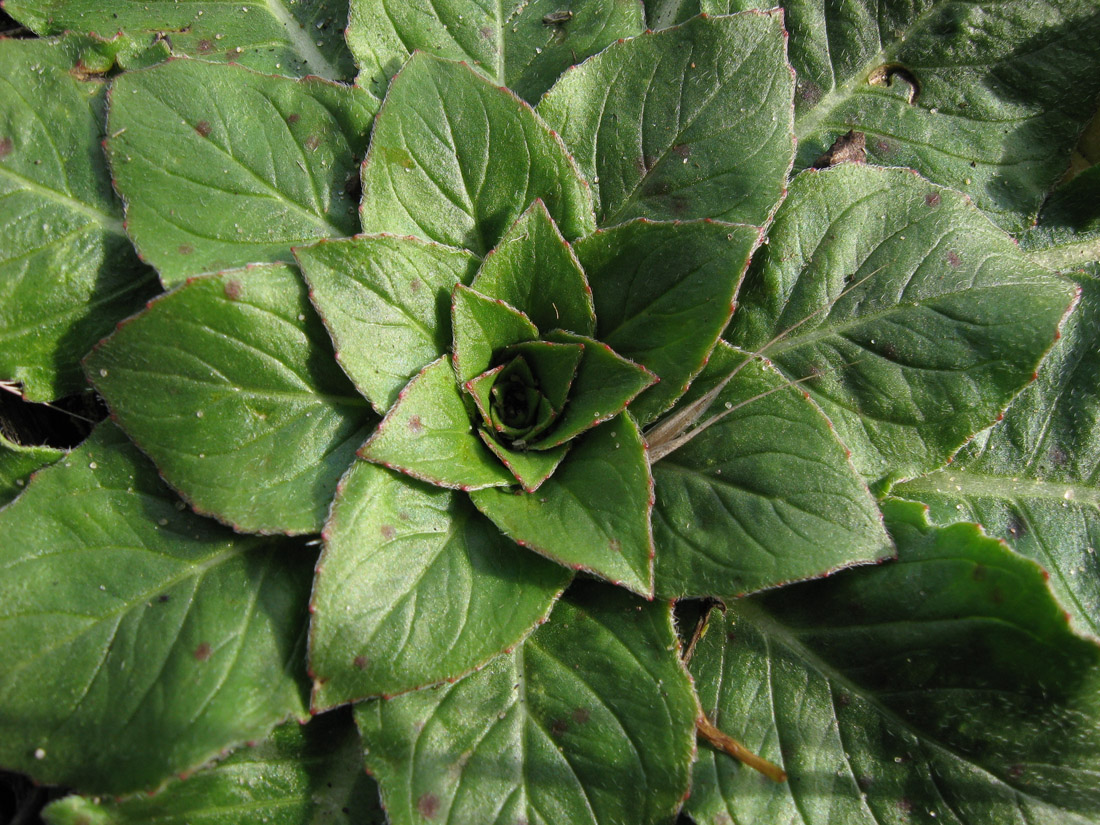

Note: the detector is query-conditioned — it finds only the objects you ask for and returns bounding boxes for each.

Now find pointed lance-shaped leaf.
[451,284,539,384]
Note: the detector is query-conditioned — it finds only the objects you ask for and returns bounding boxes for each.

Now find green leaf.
[471,200,596,337]
[576,219,759,424]
[652,342,891,598]
[347,0,645,102]
[471,414,656,595]
[295,234,480,414]
[538,12,795,227]
[0,422,312,795]
[727,164,1076,482]
[0,434,64,508]
[7,0,357,81]
[451,284,539,383]
[85,264,373,535]
[107,58,378,285]
[356,582,697,825]
[0,36,158,401]
[1023,165,1100,270]
[706,0,1100,233]
[645,0,702,29]
[360,53,596,257]
[686,498,1100,825]
[309,460,568,707]
[42,711,384,825]
[479,433,571,492]
[894,266,1100,638]
[360,356,515,490]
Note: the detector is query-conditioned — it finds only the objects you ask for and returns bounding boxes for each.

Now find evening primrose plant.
[2,2,1100,824]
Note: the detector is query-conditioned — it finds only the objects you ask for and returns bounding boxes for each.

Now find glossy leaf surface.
[309,460,569,707]
[86,264,374,535]
[576,219,759,423]
[705,0,1100,232]
[43,711,384,825]
[347,0,644,102]
[360,53,596,257]
[356,583,697,825]
[895,266,1100,637]
[687,498,1100,825]
[0,36,158,401]
[727,164,1075,482]
[539,12,795,227]
[107,58,377,284]
[7,0,357,80]
[296,234,479,414]
[652,342,891,598]
[471,414,655,595]
[0,423,312,794]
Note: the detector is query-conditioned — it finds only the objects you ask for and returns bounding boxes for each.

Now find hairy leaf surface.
[86,264,374,535]
[0,434,64,507]
[0,423,312,794]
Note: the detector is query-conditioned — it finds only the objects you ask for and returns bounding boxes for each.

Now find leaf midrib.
[262,0,343,80]
[897,469,1100,510]
[0,164,123,235]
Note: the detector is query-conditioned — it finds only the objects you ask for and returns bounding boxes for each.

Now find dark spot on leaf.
[197,39,213,54]
[797,80,821,104]
[609,538,621,553]
[195,121,212,137]
[354,655,369,670]
[875,139,893,155]
[550,718,569,737]
[417,794,439,818]
[479,25,494,39]
[670,195,690,215]
[380,524,395,539]
[946,250,962,267]
[837,693,851,707]
[408,416,423,433]
[305,135,321,152]
[287,113,300,124]
[0,137,12,158]
[925,192,941,207]
[726,630,736,642]
[1048,446,1068,467]
[881,342,898,360]
[813,130,865,168]
[194,642,212,661]
[409,278,421,293]
[857,774,874,790]
[224,279,242,300]
[672,143,691,159]
[971,564,987,581]
[1008,764,1025,778]
[158,594,170,603]
[897,797,914,813]
[571,708,590,724]
[178,244,194,255]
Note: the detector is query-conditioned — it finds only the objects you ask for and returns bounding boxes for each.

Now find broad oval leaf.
[107,58,378,285]
[704,0,1100,232]
[0,36,158,401]
[355,582,697,825]
[360,53,596,257]
[652,342,891,598]
[295,234,480,413]
[6,0,357,80]
[43,711,385,825]
[538,11,795,227]
[471,414,656,596]
[309,460,569,708]
[0,422,312,795]
[0,434,64,508]
[347,0,645,102]
[575,219,760,423]
[895,266,1100,638]
[86,264,374,535]
[727,164,1076,483]
[686,498,1100,825]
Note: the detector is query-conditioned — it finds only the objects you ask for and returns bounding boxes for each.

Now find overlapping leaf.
[686,498,1100,825]
[0,422,312,794]
[309,460,569,708]
[652,342,891,598]
[727,164,1075,483]
[575,219,760,423]
[107,58,377,284]
[359,53,596,256]
[86,264,374,535]
[347,0,645,102]
[0,36,158,401]
[0,434,63,507]
[42,711,384,825]
[6,0,356,79]
[705,0,1100,232]
[295,235,480,413]
[1023,167,1100,270]
[356,582,697,825]
[539,12,795,227]
[895,266,1100,637]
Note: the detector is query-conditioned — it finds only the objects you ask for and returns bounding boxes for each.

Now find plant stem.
[696,716,787,783]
